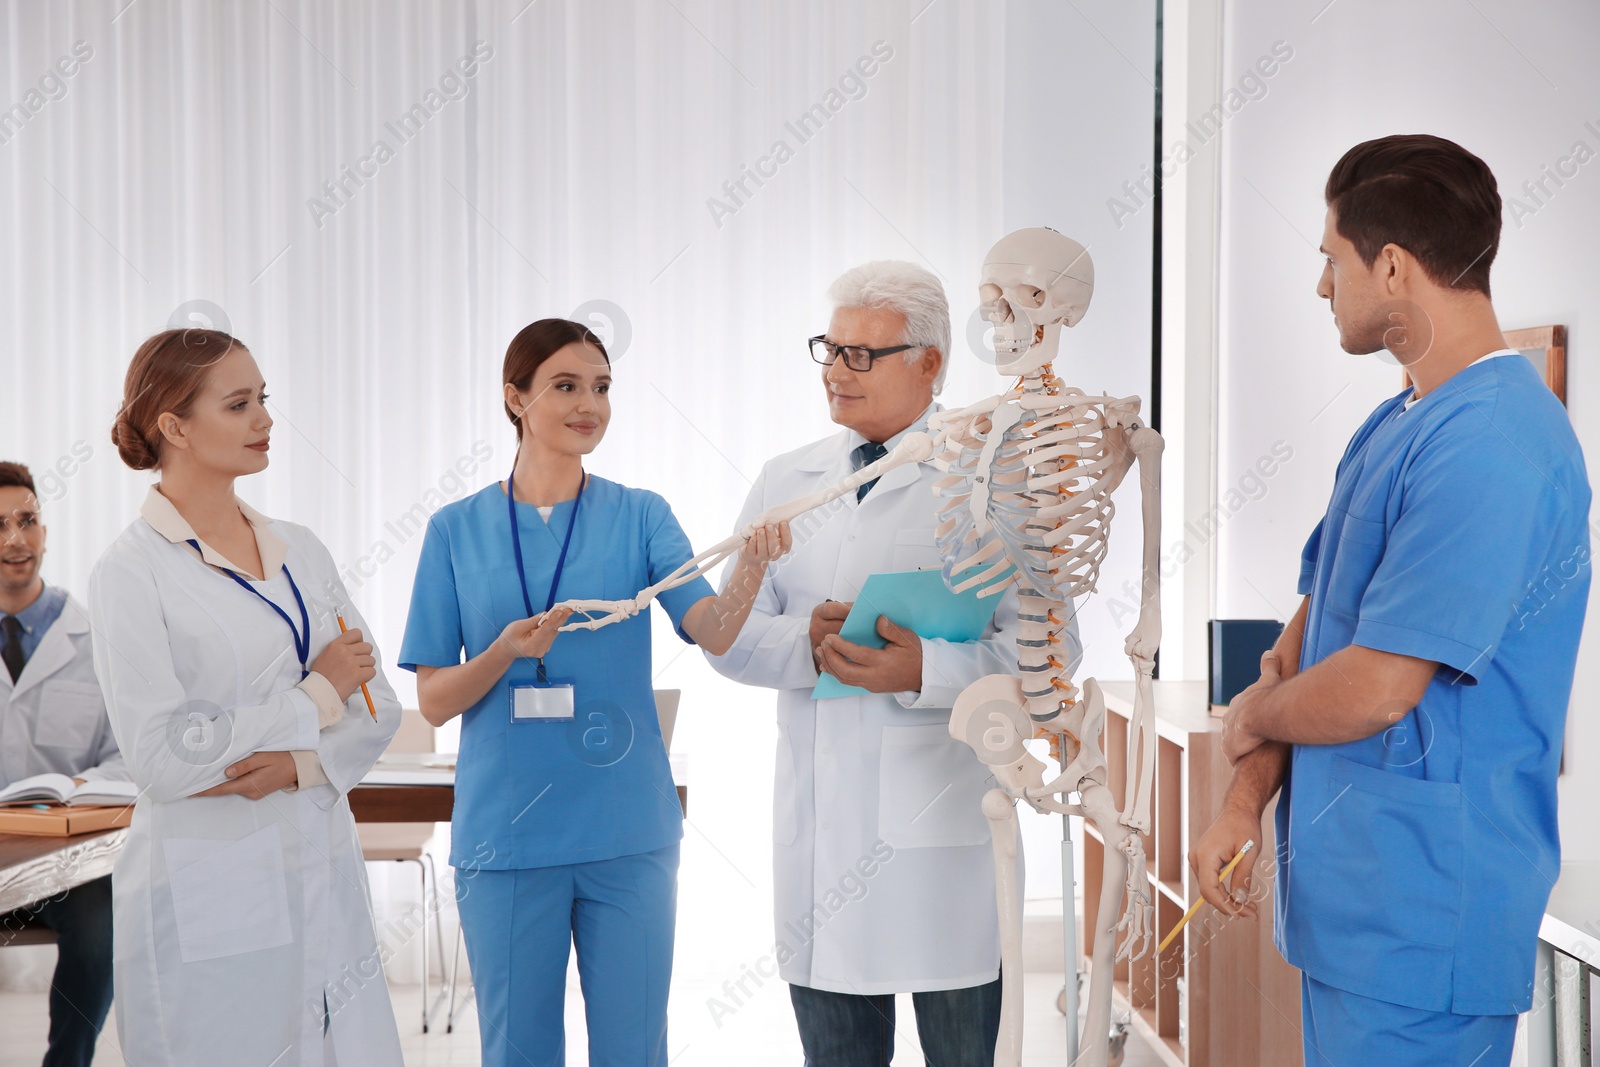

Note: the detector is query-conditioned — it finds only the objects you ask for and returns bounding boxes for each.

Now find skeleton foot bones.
[544,229,1160,1067]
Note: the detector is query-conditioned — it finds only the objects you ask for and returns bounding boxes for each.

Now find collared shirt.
[846,401,937,461]
[3,582,68,662]
[138,486,340,788]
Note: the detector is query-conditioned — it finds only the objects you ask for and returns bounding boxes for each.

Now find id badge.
[506,656,576,722]
[511,682,575,722]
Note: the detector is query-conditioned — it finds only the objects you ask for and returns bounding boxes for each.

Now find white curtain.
[1,0,1015,696]
[1,0,1155,1047]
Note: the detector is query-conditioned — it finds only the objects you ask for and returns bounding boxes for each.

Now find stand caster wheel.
[1055,970,1088,1015]
[1108,1017,1130,1067]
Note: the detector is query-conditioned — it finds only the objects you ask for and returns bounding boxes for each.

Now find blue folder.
[811,566,1002,700]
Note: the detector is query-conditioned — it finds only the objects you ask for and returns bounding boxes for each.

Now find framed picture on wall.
[1503,324,1567,405]
[1402,324,1567,405]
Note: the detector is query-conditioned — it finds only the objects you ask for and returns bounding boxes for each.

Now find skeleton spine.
[1016,365,1080,735]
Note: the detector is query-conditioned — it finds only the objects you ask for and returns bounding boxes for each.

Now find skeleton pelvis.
[950,674,1046,797]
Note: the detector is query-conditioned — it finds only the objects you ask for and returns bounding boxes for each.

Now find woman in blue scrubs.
[400,318,787,1067]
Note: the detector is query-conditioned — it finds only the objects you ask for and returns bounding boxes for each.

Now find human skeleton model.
[547,228,1163,1067]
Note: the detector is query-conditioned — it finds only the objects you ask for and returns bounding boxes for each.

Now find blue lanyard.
[507,466,585,682]
[185,539,312,679]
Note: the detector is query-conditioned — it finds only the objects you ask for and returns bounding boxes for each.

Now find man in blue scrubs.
[1192,135,1590,1066]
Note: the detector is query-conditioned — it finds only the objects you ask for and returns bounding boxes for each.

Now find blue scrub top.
[1277,354,1591,1016]
[399,476,713,871]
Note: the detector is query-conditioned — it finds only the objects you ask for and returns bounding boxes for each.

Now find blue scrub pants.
[1301,974,1517,1067]
[456,843,678,1067]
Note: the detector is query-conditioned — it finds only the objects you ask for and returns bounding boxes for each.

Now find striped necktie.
[852,441,888,502]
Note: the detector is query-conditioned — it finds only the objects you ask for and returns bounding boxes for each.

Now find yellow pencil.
[1157,839,1255,953]
[336,610,379,722]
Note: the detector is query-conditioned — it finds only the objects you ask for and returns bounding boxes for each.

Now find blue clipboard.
[811,566,1002,700]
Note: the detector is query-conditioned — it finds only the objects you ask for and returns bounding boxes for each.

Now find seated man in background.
[0,461,122,1067]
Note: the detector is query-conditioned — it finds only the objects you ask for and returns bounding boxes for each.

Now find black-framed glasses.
[808,335,917,372]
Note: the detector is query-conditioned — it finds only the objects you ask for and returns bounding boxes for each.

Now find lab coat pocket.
[34,680,104,750]
[891,530,941,572]
[163,825,295,962]
[773,725,798,846]
[1303,755,1464,948]
[877,722,991,849]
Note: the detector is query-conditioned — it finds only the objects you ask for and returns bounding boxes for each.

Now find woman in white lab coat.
[87,328,404,1066]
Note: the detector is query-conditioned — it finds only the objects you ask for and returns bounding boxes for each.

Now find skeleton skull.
[978,227,1095,376]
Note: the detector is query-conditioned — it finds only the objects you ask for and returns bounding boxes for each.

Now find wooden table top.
[2,780,687,913]
[346,783,456,823]
[345,783,688,822]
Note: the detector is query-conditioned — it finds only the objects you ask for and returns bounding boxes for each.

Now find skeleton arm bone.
[554,432,937,631]
[1118,422,1165,834]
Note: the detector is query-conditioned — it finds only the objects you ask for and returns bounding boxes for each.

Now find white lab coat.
[88,509,403,1067]
[0,593,125,787]
[708,407,1065,994]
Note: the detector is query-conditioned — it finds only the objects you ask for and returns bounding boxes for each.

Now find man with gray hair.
[709,261,1072,1064]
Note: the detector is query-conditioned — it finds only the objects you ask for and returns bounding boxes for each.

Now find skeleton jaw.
[990,317,1063,377]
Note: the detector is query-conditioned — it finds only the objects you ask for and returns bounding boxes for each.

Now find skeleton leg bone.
[1077,782,1133,1067]
[983,788,1025,1067]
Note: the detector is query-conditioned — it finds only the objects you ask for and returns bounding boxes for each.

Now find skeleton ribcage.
[931,396,1120,604]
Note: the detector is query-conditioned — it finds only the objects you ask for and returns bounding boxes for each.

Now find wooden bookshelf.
[1078,681,1303,1067]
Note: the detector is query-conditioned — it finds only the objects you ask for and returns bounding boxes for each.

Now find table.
[347,783,689,822]
[350,752,689,821]
[0,828,125,915]
[1,756,691,913]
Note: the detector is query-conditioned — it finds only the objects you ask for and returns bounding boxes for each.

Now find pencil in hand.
[336,610,380,722]
[1158,839,1255,953]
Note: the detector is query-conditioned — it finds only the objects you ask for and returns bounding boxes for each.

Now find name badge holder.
[186,538,312,680]
[510,668,576,722]
[506,465,585,724]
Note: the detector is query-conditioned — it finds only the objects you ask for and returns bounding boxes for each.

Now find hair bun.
[111,409,158,471]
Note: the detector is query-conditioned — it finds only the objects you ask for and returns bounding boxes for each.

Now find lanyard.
[507,465,585,682]
[185,539,312,679]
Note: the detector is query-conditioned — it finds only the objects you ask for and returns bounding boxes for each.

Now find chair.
[440,689,683,1032]
[358,708,449,1033]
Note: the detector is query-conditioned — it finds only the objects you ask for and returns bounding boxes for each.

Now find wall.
[1215,0,1600,966]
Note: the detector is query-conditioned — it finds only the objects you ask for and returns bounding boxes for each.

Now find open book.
[0,773,139,807]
